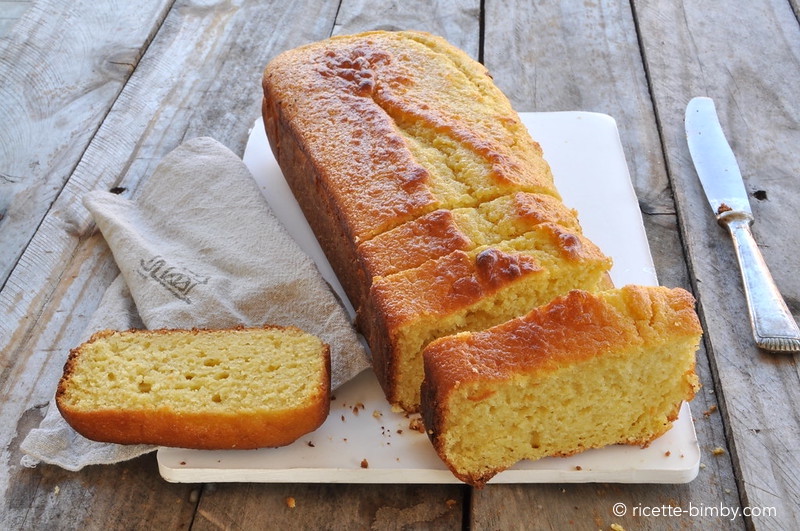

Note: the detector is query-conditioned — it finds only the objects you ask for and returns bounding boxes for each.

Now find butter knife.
[685,97,800,352]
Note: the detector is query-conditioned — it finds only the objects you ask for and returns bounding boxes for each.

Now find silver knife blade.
[685,97,751,217]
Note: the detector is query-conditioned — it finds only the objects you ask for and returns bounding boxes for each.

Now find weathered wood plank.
[476,0,742,528]
[481,0,673,215]
[633,0,800,528]
[0,1,30,38]
[13,455,197,530]
[0,0,174,288]
[332,0,481,58]
[193,483,466,530]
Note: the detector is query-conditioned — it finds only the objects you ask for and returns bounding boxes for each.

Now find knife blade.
[685,98,752,217]
[685,97,800,352]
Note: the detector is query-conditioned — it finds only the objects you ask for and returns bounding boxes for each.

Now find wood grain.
[0,1,30,37]
[477,0,741,528]
[633,0,800,528]
[0,0,174,288]
[193,483,465,530]
[332,0,481,59]
[480,0,673,216]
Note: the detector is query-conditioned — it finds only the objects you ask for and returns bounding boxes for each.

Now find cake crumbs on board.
[408,417,424,433]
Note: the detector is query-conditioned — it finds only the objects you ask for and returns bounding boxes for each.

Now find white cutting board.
[158,112,700,484]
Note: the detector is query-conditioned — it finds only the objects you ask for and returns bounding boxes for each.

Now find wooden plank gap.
[328,0,345,38]
[477,0,485,64]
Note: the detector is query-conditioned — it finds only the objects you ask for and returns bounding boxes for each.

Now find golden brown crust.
[358,209,473,279]
[422,286,700,391]
[56,396,330,450]
[262,30,558,311]
[262,94,369,310]
[56,326,331,450]
[367,249,545,331]
[511,192,579,228]
[356,192,583,282]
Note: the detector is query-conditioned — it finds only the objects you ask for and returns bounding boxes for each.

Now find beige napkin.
[21,137,370,471]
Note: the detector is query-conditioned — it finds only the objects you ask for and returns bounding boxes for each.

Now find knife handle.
[718,211,800,352]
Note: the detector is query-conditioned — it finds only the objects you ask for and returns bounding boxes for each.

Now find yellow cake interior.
[59,328,326,413]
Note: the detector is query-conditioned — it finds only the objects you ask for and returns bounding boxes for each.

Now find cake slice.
[56,326,331,450]
[361,222,613,411]
[349,192,583,309]
[420,286,702,487]
[359,192,582,278]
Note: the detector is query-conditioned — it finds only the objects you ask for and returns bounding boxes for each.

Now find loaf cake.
[361,222,612,410]
[420,286,702,487]
[262,30,618,411]
[56,326,331,450]
[263,30,561,312]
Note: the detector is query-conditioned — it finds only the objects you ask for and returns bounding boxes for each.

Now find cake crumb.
[285,497,296,509]
[610,523,625,531]
[360,458,369,469]
[373,410,383,419]
[712,447,726,456]
[664,451,671,457]
[445,499,457,509]
[409,417,424,433]
[307,441,315,447]
[54,486,60,495]
[703,405,718,417]
[700,463,706,469]
[574,465,582,471]
[391,404,404,414]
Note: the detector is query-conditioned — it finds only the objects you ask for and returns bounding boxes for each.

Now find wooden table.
[2,1,798,528]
